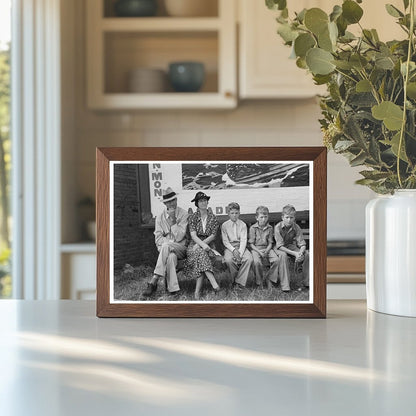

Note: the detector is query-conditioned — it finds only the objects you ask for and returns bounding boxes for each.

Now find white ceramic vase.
[366,190,416,317]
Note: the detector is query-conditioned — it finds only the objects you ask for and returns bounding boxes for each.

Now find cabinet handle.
[224,91,234,99]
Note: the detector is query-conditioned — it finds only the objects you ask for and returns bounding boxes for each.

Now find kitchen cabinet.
[238,0,404,99]
[61,245,96,300]
[86,0,237,109]
[238,0,325,99]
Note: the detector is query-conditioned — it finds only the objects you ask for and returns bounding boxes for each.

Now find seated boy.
[249,206,289,291]
[274,204,309,289]
[221,202,253,288]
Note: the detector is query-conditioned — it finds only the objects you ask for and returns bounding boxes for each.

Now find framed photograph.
[96,147,326,318]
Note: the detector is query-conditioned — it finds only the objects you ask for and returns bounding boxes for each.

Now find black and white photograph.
[110,160,313,304]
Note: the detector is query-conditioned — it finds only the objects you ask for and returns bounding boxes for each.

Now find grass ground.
[114,264,309,302]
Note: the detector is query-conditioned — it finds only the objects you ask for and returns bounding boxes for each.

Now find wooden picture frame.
[96,147,327,318]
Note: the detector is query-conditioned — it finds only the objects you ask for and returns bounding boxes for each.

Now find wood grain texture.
[327,256,365,274]
[313,148,327,318]
[96,148,110,317]
[96,147,327,318]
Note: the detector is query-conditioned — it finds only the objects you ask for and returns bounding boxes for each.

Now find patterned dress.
[184,209,220,279]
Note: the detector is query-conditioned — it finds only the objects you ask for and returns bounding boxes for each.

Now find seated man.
[143,187,188,297]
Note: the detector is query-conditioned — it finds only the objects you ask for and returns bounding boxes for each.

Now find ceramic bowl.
[114,0,157,17]
[168,62,205,92]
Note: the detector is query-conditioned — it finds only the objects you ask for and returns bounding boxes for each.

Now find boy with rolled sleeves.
[274,204,309,289]
[221,202,253,288]
[249,206,290,291]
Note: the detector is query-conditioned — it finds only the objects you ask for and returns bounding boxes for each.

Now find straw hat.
[162,187,177,203]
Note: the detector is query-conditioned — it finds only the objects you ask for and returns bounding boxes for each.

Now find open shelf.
[86,0,236,109]
[104,31,218,94]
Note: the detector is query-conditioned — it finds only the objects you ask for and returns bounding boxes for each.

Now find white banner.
[148,162,311,218]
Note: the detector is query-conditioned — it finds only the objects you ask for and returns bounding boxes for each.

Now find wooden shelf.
[61,242,96,253]
[89,92,235,110]
[101,17,221,32]
[327,256,365,283]
[327,256,365,274]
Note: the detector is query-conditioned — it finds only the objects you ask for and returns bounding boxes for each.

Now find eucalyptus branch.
[393,85,404,104]
[398,24,410,35]
[267,0,416,193]
[397,0,415,188]
[358,69,381,104]
[359,23,378,49]
[355,37,363,54]
[334,68,359,84]
[390,79,398,102]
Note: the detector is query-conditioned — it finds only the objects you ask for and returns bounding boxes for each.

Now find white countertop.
[0,300,415,415]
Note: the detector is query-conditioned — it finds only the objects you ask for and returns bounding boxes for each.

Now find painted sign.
[148,162,311,218]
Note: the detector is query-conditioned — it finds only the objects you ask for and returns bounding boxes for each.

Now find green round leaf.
[318,28,334,52]
[375,56,395,70]
[296,8,307,23]
[356,80,372,92]
[296,57,308,69]
[401,61,416,76]
[336,15,348,36]
[294,33,316,58]
[333,60,352,70]
[330,5,342,22]
[350,54,368,70]
[342,0,363,24]
[389,132,409,162]
[363,29,376,46]
[304,8,328,35]
[371,101,404,131]
[406,82,416,99]
[277,23,298,43]
[371,29,380,42]
[339,31,356,43]
[385,4,403,18]
[328,21,338,43]
[266,0,287,11]
[313,74,332,85]
[305,48,335,75]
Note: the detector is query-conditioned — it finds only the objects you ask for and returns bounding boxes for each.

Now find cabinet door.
[239,0,325,99]
[239,0,404,99]
[62,253,96,300]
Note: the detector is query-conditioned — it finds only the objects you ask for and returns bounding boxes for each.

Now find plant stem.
[334,68,358,84]
[358,69,381,104]
[397,0,415,188]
